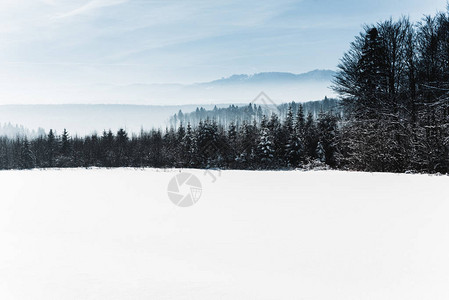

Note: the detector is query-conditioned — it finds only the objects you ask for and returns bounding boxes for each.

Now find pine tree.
[285,132,302,168]
[196,119,220,168]
[61,129,70,156]
[227,121,238,167]
[115,128,129,166]
[283,105,303,167]
[20,139,35,169]
[295,104,305,139]
[257,127,275,169]
[317,111,339,167]
[46,129,57,167]
[181,123,195,166]
[267,113,282,167]
[236,121,252,168]
[304,113,319,160]
[57,128,73,167]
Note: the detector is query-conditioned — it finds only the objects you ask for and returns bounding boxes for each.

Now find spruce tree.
[61,129,70,156]
[257,127,275,169]
[115,128,129,166]
[304,113,319,160]
[317,111,339,167]
[20,139,35,169]
[46,129,57,167]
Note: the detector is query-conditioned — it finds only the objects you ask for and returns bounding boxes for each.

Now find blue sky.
[0,0,447,103]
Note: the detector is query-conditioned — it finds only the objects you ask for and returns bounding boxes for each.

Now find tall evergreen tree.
[20,139,35,169]
[61,129,70,156]
[257,127,275,169]
[304,113,319,160]
[46,129,57,167]
[317,111,339,168]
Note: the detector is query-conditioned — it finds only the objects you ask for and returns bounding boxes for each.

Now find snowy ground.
[0,168,448,299]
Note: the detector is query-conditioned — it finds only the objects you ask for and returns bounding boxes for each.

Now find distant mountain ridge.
[70,69,337,105]
[199,70,336,86]
[0,69,337,106]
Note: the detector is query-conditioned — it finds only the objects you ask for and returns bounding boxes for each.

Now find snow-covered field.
[0,168,448,299]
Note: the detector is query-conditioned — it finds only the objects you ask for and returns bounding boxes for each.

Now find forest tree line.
[0,107,338,170]
[333,11,449,173]
[169,97,340,128]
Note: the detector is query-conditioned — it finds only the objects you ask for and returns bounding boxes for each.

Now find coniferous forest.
[2,11,449,173]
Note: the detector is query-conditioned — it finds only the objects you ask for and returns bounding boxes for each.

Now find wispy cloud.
[57,0,129,18]
[0,0,447,104]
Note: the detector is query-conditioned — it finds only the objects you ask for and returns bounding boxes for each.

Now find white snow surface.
[0,168,448,299]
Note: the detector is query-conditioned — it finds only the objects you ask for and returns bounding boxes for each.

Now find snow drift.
[0,169,448,299]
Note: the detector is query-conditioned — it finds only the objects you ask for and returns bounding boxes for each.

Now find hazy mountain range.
[88,69,336,105]
[204,70,335,85]
[0,69,336,105]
